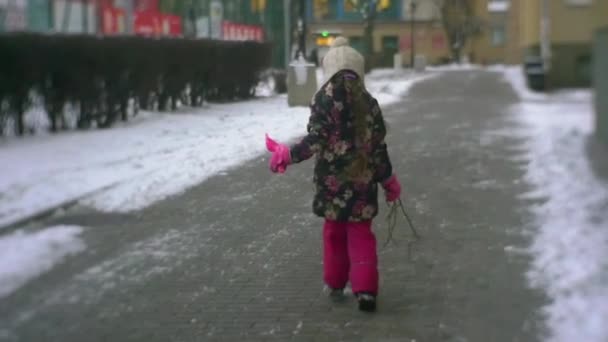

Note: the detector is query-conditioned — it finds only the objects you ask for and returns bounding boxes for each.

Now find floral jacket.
[290,72,393,222]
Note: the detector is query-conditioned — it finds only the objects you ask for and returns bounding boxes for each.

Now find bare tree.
[346,0,379,71]
[434,0,481,63]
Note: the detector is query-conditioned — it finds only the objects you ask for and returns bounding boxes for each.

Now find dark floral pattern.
[290,72,393,222]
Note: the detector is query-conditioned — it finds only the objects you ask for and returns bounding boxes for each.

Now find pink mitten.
[382,175,402,202]
[265,134,291,173]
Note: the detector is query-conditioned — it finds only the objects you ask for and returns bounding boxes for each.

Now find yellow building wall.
[593,1,608,28]
[550,0,605,43]
[516,0,607,48]
[469,0,518,64]
[505,0,522,63]
[519,0,540,48]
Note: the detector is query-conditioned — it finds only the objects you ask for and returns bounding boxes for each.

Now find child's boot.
[356,292,376,312]
[327,287,345,302]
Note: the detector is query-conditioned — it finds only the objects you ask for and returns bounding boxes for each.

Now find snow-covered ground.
[0,225,85,298]
[498,66,608,342]
[0,69,431,299]
[0,70,431,230]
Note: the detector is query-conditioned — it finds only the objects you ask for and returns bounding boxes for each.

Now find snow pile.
[500,66,608,342]
[427,63,482,72]
[0,70,431,228]
[0,226,85,298]
[498,65,548,101]
[367,69,437,105]
[0,97,310,223]
[496,65,594,103]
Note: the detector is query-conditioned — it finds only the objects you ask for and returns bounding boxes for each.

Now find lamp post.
[410,0,417,68]
[284,0,291,67]
[296,0,307,60]
[125,0,134,34]
[540,0,551,72]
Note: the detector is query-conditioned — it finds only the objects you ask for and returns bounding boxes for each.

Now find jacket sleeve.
[290,93,331,164]
[370,99,393,183]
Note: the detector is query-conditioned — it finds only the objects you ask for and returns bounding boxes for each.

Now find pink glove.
[265,134,291,173]
[382,175,401,202]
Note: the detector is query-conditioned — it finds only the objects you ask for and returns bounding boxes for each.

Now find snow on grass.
[0,226,85,298]
[0,71,431,227]
[499,67,608,342]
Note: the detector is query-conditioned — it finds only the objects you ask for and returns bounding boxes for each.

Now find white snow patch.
[427,63,482,72]
[471,179,501,190]
[293,321,303,335]
[367,70,437,106]
[0,71,432,227]
[496,65,594,103]
[0,226,85,298]
[506,89,608,341]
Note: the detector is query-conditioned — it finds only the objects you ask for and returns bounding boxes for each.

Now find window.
[313,0,337,20]
[343,0,390,12]
[491,26,506,46]
[488,0,510,13]
[382,36,399,53]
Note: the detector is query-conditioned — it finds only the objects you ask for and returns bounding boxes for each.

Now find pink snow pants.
[323,219,378,295]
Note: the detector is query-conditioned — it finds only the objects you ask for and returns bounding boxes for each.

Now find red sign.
[161,14,183,37]
[100,1,182,38]
[400,36,412,51]
[134,11,182,37]
[135,0,159,12]
[222,21,264,42]
[101,6,125,35]
[134,10,160,36]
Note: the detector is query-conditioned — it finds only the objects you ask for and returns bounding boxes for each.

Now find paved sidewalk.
[0,70,544,342]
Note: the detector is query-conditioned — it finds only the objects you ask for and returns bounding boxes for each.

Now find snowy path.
[498,68,608,342]
[1,68,606,341]
[1,70,545,342]
[0,70,433,305]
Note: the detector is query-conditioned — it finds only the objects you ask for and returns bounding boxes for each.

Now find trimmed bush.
[0,33,272,136]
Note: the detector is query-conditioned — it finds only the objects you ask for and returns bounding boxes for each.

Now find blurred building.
[470,0,607,87]
[469,0,520,65]
[0,0,288,67]
[515,0,607,88]
[307,0,450,67]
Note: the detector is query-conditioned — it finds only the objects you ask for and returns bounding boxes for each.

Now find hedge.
[0,33,272,135]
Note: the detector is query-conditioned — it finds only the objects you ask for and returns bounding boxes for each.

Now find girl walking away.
[265,37,401,312]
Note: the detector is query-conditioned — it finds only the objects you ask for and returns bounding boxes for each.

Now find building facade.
[469,0,521,65]
[468,0,607,87]
[0,0,287,67]
[306,0,450,67]
[516,0,608,87]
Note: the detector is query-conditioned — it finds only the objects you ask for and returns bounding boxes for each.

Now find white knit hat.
[322,36,365,84]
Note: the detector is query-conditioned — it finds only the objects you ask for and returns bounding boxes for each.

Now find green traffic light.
[321,31,329,37]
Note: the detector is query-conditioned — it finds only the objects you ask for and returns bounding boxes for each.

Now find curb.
[0,182,121,232]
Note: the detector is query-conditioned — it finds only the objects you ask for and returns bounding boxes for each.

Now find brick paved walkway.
[0,70,544,342]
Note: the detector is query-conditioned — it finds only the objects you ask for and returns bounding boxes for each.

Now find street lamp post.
[296,0,307,60]
[125,0,134,34]
[284,0,291,67]
[410,0,417,68]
